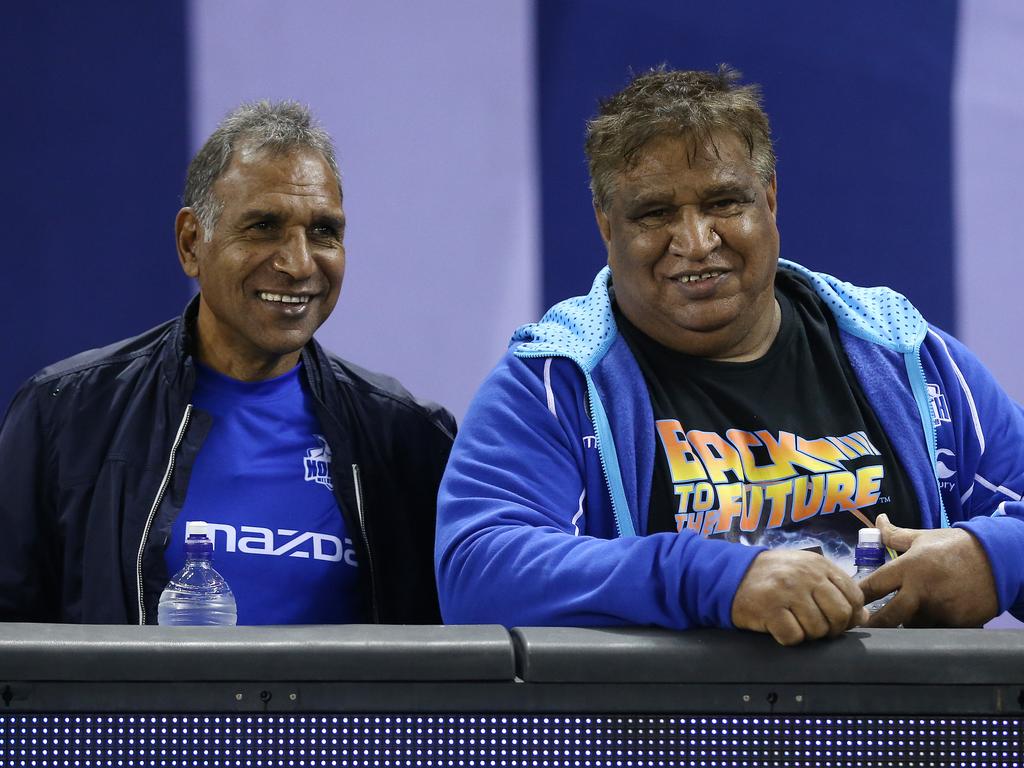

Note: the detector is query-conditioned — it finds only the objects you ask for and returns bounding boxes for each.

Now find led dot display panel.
[1,714,1021,767]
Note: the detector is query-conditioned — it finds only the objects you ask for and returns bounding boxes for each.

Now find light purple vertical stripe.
[954,1,1024,404]
[955,1,1024,629]
[188,0,540,419]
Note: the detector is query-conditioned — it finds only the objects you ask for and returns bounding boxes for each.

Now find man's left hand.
[860,513,1000,628]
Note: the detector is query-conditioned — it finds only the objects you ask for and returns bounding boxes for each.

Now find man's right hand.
[731,548,868,645]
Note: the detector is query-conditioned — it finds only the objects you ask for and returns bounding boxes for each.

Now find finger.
[853,606,870,628]
[825,568,865,631]
[811,580,856,637]
[874,513,919,553]
[765,609,806,646]
[788,596,832,642]
[865,589,919,628]
[858,560,904,604]
[827,568,865,617]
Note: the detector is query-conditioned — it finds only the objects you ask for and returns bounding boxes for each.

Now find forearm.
[436,484,762,629]
[955,513,1024,618]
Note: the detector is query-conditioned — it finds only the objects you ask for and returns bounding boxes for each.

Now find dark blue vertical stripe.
[537,1,958,331]
[1,5,191,410]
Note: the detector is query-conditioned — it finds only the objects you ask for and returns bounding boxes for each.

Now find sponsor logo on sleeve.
[936,448,957,493]
[927,383,951,428]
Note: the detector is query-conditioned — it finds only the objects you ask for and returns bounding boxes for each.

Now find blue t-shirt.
[165,363,363,624]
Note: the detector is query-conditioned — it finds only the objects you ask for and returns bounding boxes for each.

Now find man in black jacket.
[0,101,455,625]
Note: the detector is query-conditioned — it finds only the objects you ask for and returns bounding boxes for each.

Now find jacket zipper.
[351,463,380,622]
[907,347,950,528]
[516,350,635,538]
[136,404,193,625]
[584,377,635,536]
[300,368,379,621]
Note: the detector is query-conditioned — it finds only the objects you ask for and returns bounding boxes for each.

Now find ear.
[594,201,612,250]
[765,174,778,219]
[175,208,202,279]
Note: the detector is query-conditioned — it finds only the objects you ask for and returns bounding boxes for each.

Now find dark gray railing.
[2,625,1022,766]
[1,624,1022,714]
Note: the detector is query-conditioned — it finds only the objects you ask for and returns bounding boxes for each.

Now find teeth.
[259,292,310,304]
[678,271,722,283]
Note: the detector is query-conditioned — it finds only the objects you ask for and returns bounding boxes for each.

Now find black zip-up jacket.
[0,299,456,624]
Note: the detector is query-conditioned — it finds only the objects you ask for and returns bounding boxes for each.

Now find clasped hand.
[860,513,999,628]
[731,548,867,646]
[732,514,1001,645]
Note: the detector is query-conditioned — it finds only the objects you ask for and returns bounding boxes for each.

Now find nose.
[272,228,316,279]
[667,208,719,261]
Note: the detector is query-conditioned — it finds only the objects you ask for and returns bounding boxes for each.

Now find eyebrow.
[236,209,346,232]
[701,181,754,198]
[311,213,346,233]
[237,209,284,226]
[624,190,677,208]
[624,180,752,208]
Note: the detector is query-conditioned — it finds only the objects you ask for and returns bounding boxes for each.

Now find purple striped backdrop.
[954,0,1024,629]
[954,0,1024,404]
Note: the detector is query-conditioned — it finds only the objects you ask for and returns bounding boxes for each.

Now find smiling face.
[175,143,346,380]
[596,131,780,362]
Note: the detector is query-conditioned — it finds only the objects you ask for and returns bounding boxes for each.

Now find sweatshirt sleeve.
[0,380,62,621]
[927,328,1024,619]
[434,353,763,629]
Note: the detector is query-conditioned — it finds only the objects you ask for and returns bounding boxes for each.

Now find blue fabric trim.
[591,335,655,536]
[516,262,929,371]
[587,377,635,537]
[904,349,947,528]
[778,259,927,350]
[839,332,941,529]
[512,267,617,371]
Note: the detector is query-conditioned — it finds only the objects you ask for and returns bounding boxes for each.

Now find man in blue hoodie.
[435,67,1021,645]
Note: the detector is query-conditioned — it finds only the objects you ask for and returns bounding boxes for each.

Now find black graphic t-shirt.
[614,271,919,574]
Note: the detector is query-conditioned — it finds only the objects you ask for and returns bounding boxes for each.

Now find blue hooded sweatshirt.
[436,261,1024,629]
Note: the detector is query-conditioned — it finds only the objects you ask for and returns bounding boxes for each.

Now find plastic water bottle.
[157,520,237,626]
[854,527,894,614]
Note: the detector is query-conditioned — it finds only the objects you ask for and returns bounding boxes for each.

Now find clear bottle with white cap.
[157,520,237,626]
[854,527,894,614]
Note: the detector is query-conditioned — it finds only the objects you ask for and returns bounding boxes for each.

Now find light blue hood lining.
[513,261,928,364]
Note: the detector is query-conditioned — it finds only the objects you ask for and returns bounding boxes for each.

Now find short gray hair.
[183,100,342,238]
[585,65,775,210]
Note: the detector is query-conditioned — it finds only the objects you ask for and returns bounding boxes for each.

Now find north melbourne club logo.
[927,383,951,428]
[303,434,333,490]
